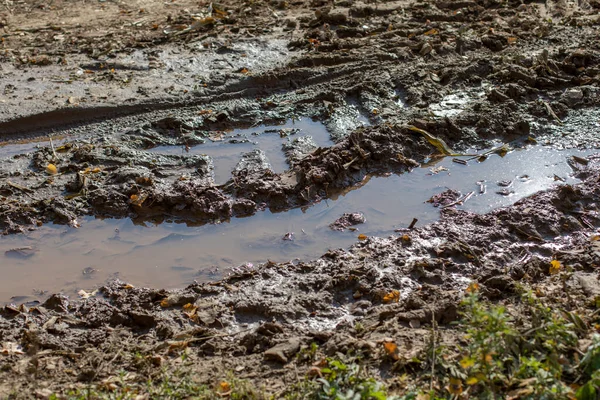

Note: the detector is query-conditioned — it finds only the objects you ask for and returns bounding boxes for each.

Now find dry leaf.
[130,193,147,207]
[408,126,456,156]
[123,284,134,289]
[466,282,479,293]
[383,290,400,303]
[46,163,58,175]
[219,381,231,392]
[549,259,562,275]
[358,234,368,241]
[383,342,400,360]
[507,36,517,44]
[182,303,198,321]
[160,298,171,308]
[424,28,439,35]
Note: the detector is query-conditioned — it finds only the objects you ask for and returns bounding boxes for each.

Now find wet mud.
[1,0,600,396]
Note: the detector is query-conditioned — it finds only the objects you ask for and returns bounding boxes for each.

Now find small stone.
[264,337,301,363]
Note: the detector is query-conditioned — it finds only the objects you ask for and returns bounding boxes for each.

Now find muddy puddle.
[0,144,591,303]
[147,119,334,184]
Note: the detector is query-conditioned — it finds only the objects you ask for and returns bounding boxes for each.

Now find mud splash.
[0,146,590,303]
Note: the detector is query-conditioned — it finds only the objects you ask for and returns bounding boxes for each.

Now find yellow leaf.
[408,126,456,156]
[448,377,463,395]
[460,357,475,369]
[466,376,478,385]
[123,284,134,289]
[46,163,58,175]
[130,193,147,207]
[507,36,517,44]
[549,259,562,275]
[383,342,400,360]
[358,234,368,241]
[219,381,231,392]
[466,282,479,294]
[424,28,439,35]
[383,290,400,304]
[160,298,170,308]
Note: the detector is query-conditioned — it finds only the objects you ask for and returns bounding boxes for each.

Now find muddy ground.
[1,0,600,397]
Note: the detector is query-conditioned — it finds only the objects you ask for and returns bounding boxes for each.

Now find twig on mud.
[49,135,58,160]
[542,101,563,125]
[441,191,474,209]
[7,181,34,194]
[343,156,360,169]
[408,217,418,230]
[514,226,544,242]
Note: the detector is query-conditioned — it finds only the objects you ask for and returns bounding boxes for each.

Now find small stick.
[7,181,34,193]
[543,101,563,125]
[441,191,475,209]
[49,135,58,159]
[408,218,418,229]
[452,158,467,165]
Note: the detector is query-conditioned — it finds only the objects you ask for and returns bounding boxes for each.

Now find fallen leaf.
[448,377,463,395]
[460,357,475,369]
[182,303,198,321]
[122,284,134,289]
[408,126,456,156]
[358,234,368,241]
[383,290,400,304]
[130,193,147,207]
[46,163,58,175]
[424,28,439,35]
[383,342,400,360]
[160,298,171,308]
[465,282,479,293]
[219,381,231,392]
[507,36,517,45]
[549,259,562,275]
[466,376,478,385]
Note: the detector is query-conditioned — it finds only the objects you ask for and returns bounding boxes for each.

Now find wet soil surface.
[1,0,600,396]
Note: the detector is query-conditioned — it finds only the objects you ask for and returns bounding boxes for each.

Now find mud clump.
[330,212,366,231]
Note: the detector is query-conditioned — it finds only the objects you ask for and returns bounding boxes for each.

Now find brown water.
[0,134,592,303]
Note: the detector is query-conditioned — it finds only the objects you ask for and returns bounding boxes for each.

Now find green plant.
[287,358,396,400]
